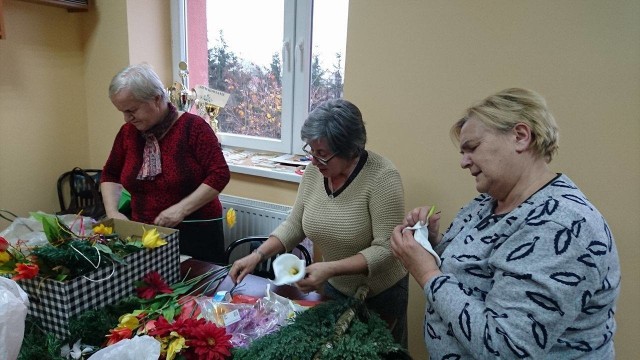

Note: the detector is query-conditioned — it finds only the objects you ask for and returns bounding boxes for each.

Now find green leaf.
[162,303,177,321]
[35,213,62,243]
[148,301,161,312]
[128,240,144,248]
[101,251,127,266]
[167,284,193,296]
[94,243,112,254]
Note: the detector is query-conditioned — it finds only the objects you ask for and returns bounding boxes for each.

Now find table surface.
[180,258,325,303]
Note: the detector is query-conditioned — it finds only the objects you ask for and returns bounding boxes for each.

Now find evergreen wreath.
[231,285,412,360]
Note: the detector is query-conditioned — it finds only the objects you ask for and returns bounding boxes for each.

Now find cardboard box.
[19,219,180,338]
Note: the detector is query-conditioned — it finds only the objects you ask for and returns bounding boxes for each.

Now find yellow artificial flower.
[93,224,113,235]
[166,332,187,360]
[0,251,10,263]
[226,208,236,229]
[117,313,139,330]
[141,227,167,249]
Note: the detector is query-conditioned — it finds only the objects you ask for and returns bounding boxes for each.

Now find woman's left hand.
[391,224,441,288]
[295,262,332,293]
[154,204,186,228]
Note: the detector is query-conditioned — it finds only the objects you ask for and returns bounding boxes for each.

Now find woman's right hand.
[229,252,262,284]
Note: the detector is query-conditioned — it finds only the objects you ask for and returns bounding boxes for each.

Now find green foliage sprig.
[231,296,410,360]
[18,317,66,360]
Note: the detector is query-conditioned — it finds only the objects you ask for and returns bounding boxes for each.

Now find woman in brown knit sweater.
[230,99,409,347]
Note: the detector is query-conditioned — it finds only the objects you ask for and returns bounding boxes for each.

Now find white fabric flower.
[60,339,93,359]
[272,253,306,286]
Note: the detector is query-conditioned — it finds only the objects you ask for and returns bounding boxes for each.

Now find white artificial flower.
[60,339,93,359]
[272,253,306,286]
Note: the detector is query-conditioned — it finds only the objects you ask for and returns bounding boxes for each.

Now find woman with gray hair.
[101,63,230,263]
[230,99,409,347]
[391,88,620,358]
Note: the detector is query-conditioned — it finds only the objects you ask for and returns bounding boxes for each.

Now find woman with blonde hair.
[392,88,620,359]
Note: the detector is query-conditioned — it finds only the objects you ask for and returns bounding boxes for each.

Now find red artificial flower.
[143,318,157,334]
[184,322,232,360]
[12,263,39,281]
[0,236,8,251]
[147,315,174,337]
[136,271,173,299]
[176,295,202,321]
[105,327,133,346]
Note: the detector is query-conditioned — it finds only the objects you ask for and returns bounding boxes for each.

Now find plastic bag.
[0,211,95,250]
[0,277,30,360]
[197,293,294,348]
[86,335,160,360]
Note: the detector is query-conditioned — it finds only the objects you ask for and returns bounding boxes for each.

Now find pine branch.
[313,285,369,360]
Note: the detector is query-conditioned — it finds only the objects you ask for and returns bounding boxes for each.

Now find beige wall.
[83,0,172,168]
[344,1,639,358]
[0,0,89,216]
[0,0,638,358]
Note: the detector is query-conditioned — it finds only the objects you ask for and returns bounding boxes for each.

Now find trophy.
[194,85,230,133]
[204,103,222,132]
[167,61,196,111]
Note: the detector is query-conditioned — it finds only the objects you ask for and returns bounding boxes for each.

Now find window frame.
[170,0,314,155]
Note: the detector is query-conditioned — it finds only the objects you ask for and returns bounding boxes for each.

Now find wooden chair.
[56,167,105,220]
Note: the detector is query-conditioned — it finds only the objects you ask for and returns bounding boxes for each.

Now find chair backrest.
[57,167,106,220]
[224,236,312,280]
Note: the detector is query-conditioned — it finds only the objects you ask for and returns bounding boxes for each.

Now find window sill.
[223,146,307,184]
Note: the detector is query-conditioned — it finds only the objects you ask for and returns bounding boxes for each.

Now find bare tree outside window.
[208,33,344,139]
[181,0,348,153]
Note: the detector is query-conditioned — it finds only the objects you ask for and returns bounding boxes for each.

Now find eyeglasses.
[302,144,338,166]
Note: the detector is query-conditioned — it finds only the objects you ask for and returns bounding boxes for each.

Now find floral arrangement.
[0,209,236,282]
[18,265,234,360]
[0,213,172,281]
[101,268,234,360]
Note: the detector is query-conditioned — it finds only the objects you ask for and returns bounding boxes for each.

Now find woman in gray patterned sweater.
[391,88,620,359]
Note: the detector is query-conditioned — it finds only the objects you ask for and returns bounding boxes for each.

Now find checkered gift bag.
[19,219,180,338]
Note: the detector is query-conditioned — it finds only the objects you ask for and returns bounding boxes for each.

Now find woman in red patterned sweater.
[101,63,230,263]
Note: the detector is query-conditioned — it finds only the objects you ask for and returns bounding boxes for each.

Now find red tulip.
[105,327,133,346]
[12,263,39,281]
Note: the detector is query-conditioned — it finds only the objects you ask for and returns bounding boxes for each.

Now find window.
[171,0,349,155]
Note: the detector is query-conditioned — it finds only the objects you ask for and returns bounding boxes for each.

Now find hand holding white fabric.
[403,222,442,267]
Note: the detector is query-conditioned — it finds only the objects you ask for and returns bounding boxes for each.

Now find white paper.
[87,336,160,360]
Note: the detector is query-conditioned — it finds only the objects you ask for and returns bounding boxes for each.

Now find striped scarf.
[137,103,178,180]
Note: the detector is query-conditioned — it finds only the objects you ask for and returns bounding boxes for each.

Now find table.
[180,258,325,303]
